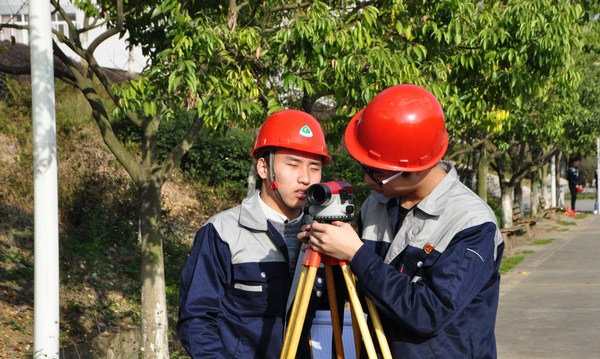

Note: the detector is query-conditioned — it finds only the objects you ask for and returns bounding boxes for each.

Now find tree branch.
[53,40,142,184]
[87,0,124,55]
[159,116,205,183]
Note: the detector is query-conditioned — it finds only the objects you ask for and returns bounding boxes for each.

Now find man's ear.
[256,157,269,180]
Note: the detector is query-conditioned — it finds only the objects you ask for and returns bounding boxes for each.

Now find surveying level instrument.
[279,248,392,359]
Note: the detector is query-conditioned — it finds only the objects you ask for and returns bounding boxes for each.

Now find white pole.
[596,138,600,214]
[30,0,60,358]
[551,155,557,207]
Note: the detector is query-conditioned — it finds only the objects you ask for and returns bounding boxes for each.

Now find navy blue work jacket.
[351,161,504,359]
[177,192,320,358]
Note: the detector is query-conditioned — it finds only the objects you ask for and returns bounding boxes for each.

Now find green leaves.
[85,0,596,165]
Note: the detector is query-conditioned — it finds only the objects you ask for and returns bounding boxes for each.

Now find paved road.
[496,199,600,358]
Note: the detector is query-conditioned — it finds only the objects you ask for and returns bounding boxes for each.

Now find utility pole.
[551,155,557,207]
[594,137,600,214]
[30,1,60,358]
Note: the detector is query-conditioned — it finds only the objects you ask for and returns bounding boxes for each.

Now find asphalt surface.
[496,199,600,358]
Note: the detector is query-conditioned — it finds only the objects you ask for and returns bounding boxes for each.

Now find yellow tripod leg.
[281,265,318,359]
[340,263,378,359]
[349,300,362,359]
[345,266,391,359]
[280,264,309,359]
[365,297,392,359]
[325,265,345,359]
[281,249,322,359]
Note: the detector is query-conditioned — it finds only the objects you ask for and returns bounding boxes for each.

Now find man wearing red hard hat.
[178,110,330,358]
[300,84,504,358]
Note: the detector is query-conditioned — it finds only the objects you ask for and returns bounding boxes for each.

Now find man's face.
[361,166,414,197]
[257,148,323,218]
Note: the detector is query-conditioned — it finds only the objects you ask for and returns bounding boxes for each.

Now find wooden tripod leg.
[281,249,323,359]
[349,302,362,359]
[324,265,345,359]
[281,267,317,359]
[340,264,378,359]
[365,297,392,359]
[281,265,309,358]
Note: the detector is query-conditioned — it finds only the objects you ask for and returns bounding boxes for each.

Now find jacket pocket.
[229,263,288,317]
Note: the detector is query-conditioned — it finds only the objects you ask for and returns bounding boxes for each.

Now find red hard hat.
[251,109,331,164]
[344,84,448,172]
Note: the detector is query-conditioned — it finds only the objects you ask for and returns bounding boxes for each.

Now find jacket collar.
[416,161,458,217]
[369,161,458,217]
[239,191,270,231]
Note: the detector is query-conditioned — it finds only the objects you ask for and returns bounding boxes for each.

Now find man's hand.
[297,221,363,262]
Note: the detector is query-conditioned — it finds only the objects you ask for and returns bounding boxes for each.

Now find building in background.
[0,0,147,73]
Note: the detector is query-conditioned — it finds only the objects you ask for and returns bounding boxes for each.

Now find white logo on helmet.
[299,125,314,138]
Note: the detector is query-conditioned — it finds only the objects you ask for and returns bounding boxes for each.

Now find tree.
[437,0,586,227]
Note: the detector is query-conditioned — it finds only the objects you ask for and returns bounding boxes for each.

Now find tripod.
[280,248,392,359]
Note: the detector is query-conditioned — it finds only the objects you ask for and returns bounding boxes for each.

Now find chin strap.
[268,151,286,206]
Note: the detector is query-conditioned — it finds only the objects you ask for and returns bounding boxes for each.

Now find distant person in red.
[567,157,582,212]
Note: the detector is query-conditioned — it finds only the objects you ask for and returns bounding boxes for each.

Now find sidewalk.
[496,200,600,358]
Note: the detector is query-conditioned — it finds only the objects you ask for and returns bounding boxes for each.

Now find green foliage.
[0,250,33,282]
[55,80,94,137]
[0,77,32,137]
[179,128,254,189]
[112,109,256,194]
[113,1,268,130]
[57,171,142,344]
[59,172,140,291]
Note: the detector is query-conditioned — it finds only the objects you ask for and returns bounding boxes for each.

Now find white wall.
[0,0,148,73]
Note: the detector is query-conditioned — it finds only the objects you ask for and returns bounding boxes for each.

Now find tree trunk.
[477,148,490,202]
[247,161,257,198]
[530,171,539,215]
[500,184,514,228]
[514,181,522,213]
[139,180,170,359]
[540,164,548,208]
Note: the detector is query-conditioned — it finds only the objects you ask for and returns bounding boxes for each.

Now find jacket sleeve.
[567,167,579,185]
[349,221,500,337]
[177,223,231,358]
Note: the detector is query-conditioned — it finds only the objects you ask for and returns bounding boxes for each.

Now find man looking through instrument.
[178,109,329,359]
[299,84,504,359]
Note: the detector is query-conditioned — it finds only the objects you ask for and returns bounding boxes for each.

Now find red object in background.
[576,185,583,193]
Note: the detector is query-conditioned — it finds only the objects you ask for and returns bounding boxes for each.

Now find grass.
[500,256,525,274]
[500,237,555,274]
[533,238,555,245]
[565,192,597,200]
